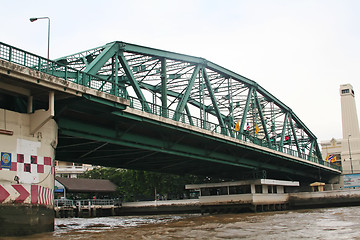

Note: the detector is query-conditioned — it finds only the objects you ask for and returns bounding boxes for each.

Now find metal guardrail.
[54,199,74,207]
[0,42,341,172]
[129,97,341,171]
[55,199,120,208]
[0,42,126,98]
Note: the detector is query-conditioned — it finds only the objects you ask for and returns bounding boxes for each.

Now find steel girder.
[54,41,326,164]
[56,116,324,180]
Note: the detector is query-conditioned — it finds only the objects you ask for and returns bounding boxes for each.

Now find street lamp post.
[348,135,354,174]
[29,17,50,59]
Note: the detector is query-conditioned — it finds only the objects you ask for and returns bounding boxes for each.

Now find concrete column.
[27,96,33,113]
[250,184,256,194]
[0,108,57,236]
[111,207,115,216]
[262,185,268,194]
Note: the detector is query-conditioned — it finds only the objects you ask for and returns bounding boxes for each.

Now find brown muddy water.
[3,206,360,240]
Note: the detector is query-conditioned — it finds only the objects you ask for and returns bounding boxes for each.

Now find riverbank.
[55,189,360,217]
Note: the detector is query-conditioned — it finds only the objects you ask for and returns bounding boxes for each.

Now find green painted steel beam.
[57,118,322,179]
[115,41,205,65]
[184,105,194,126]
[113,110,339,174]
[84,43,118,76]
[308,140,315,161]
[280,112,289,147]
[57,118,256,170]
[314,139,323,160]
[161,58,167,118]
[202,68,227,134]
[82,94,128,110]
[174,65,200,121]
[112,54,119,96]
[140,82,224,120]
[289,116,302,158]
[118,51,151,112]
[239,87,254,136]
[254,91,271,143]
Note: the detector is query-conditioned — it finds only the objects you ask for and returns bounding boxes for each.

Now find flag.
[235,120,240,132]
[326,153,329,162]
[332,156,337,162]
[246,122,250,131]
[255,124,260,134]
[328,154,334,162]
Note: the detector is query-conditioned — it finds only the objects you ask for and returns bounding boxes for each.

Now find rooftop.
[55,177,117,193]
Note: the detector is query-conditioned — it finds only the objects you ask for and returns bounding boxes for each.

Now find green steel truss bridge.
[0,41,341,182]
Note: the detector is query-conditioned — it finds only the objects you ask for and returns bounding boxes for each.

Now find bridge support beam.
[30,91,55,135]
[0,108,57,236]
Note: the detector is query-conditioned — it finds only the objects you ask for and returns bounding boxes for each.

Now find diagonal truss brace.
[280,112,289,148]
[202,68,227,135]
[173,65,201,121]
[289,116,302,158]
[239,87,254,137]
[118,51,151,113]
[253,91,271,143]
[84,43,118,77]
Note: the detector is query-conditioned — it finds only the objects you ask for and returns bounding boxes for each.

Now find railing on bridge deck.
[129,97,341,171]
[55,199,120,208]
[0,42,341,172]
[0,42,127,98]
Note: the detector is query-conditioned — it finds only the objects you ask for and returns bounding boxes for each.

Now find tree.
[81,167,223,201]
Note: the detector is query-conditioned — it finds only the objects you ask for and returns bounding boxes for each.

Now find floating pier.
[55,199,120,218]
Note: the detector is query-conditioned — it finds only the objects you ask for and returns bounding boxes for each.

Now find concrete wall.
[289,189,360,208]
[0,109,57,236]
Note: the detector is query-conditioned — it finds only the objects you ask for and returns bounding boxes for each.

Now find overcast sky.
[2,0,360,142]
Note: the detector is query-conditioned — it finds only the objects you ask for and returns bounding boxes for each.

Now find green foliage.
[81,167,220,202]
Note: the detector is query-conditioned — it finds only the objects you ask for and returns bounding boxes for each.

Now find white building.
[55,161,94,178]
[320,84,360,188]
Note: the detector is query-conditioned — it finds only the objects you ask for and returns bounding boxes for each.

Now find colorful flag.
[246,122,250,131]
[235,120,240,132]
[328,154,334,162]
[332,156,337,162]
[255,124,260,134]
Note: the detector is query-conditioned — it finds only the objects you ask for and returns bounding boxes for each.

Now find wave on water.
[54,214,195,235]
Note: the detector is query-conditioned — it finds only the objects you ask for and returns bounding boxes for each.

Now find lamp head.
[29,18,38,22]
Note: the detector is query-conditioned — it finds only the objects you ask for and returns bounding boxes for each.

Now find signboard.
[343,174,360,188]
[1,152,11,169]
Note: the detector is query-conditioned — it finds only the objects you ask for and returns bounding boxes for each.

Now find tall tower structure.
[340,84,360,139]
[340,84,360,174]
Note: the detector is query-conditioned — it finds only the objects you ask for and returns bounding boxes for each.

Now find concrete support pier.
[0,108,57,236]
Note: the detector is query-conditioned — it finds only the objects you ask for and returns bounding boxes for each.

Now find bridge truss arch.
[55,41,324,164]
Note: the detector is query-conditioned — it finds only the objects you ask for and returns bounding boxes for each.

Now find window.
[268,185,277,194]
[342,89,349,94]
[255,185,262,193]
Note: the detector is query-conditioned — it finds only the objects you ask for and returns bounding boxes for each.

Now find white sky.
[2,0,360,142]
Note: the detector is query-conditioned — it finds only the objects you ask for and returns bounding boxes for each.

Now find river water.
[4,206,360,240]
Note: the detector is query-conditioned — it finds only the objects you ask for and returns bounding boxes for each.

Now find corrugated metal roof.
[55,177,117,193]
